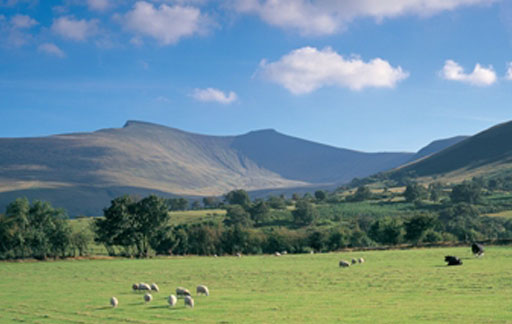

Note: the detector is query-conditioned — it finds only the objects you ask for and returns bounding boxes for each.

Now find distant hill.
[391,120,512,180]
[411,136,469,161]
[0,121,463,215]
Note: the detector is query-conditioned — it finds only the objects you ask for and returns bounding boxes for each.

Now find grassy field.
[1,246,512,323]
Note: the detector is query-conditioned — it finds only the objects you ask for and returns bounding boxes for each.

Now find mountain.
[0,121,461,216]
[411,136,469,161]
[391,120,512,180]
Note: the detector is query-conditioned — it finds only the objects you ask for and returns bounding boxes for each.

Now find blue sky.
[1,0,512,152]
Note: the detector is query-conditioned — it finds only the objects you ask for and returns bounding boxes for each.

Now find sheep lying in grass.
[144,293,153,303]
[445,255,463,266]
[358,257,365,263]
[168,294,177,307]
[176,287,191,297]
[150,283,159,292]
[184,296,194,308]
[339,260,350,267]
[110,297,118,308]
[196,285,209,296]
[275,252,281,256]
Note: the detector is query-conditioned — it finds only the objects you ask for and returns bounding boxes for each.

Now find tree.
[166,198,188,211]
[292,200,317,226]
[450,182,481,204]
[223,205,252,227]
[249,200,270,224]
[314,190,327,202]
[224,190,251,208]
[368,217,403,245]
[133,195,170,257]
[403,183,427,202]
[352,186,372,202]
[267,195,286,210]
[428,182,444,202]
[203,196,220,208]
[404,214,437,243]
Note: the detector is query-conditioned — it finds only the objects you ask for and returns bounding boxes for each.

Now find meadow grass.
[1,246,512,323]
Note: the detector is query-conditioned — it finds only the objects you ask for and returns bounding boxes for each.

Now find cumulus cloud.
[87,0,110,11]
[232,0,495,35]
[258,47,408,94]
[506,62,512,80]
[440,60,497,86]
[192,88,238,104]
[10,14,37,28]
[118,1,210,45]
[51,16,99,41]
[38,43,66,58]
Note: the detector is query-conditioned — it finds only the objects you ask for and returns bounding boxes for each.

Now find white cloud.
[258,47,409,94]
[232,0,495,35]
[38,43,66,58]
[51,16,99,41]
[506,62,512,80]
[87,0,110,11]
[192,88,238,104]
[10,14,37,28]
[118,1,210,45]
[440,60,497,86]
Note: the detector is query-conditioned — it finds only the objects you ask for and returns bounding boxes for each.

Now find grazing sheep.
[281,251,288,255]
[150,283,159,292]
[184,296,194,308]
[310,251,314,254]
[132,283,139,291]
[471,243,484,257]
[214,254,218,258]
[196,285,209,296]
[176,287,191,297]
[138,283,151,291]
[110,297,118,308]
[445,255,463,266]
[168,294,177,307]
[339,260,350,267]
[358,257,365,263]
[275,252,281,256]
[144,293,153,303]
[351,258,357,265]
[236,252,242,258]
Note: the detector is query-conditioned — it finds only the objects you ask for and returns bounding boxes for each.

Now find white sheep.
[184,295,194,308]
[358,257,365,263]
[168,294,177,307]
[150,283,159,292]
[110,297,118,308]
[176,287,191,297]
[196,285,209,296]
[236,252,242,258]
[144,293,153,304]
[351,258,357,265]
[274,252,281,256]
[339,260,350,267]
[139,283,151,291]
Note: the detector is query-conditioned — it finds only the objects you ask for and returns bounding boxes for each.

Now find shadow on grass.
[94,306,113,311]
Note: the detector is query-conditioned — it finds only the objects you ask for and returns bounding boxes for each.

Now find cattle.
[471,243,484,257]
[445,255,463,266]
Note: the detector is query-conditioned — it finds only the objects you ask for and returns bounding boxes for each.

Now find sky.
[1,0,512,152]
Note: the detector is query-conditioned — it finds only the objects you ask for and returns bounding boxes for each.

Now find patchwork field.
[1,247,512,323]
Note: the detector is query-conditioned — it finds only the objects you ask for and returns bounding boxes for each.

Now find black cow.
[445,255,463,266]
[471,243,484,257]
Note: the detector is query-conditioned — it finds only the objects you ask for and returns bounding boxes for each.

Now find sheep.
[110,297,118,308]
[132,283,139,291]
[471,243,484,257]
[351,258,357,265]
[138,283,151,291]
[144,293,153,303]
[168,294,178,307]
[281,251,288,255]
[176,287,191,297]
[236,252,242,258]
[358,257,365,263]
[339,260,350,267]
[150,283,159,292]
[196,285,209,296]
[274,252,281,256]
[184,295,194,308]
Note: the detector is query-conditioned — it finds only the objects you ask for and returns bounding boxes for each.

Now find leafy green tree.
[403,183,427,202]
[133,195,170,257]
[267,195,286,210]
[292,200,317,226]
[368,217,404,245]
[249,200,270,224]
[314,190,327,202]
[224,190,251,208]
[404,214,437,243]
[352,186,372,202]
[428,182,444,202]
[450,182,482,204]
[166,198,188,211]
[223,205,252,227]
[203,196,220,208]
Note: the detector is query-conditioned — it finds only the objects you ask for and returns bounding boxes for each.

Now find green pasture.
[1,246,512,323]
